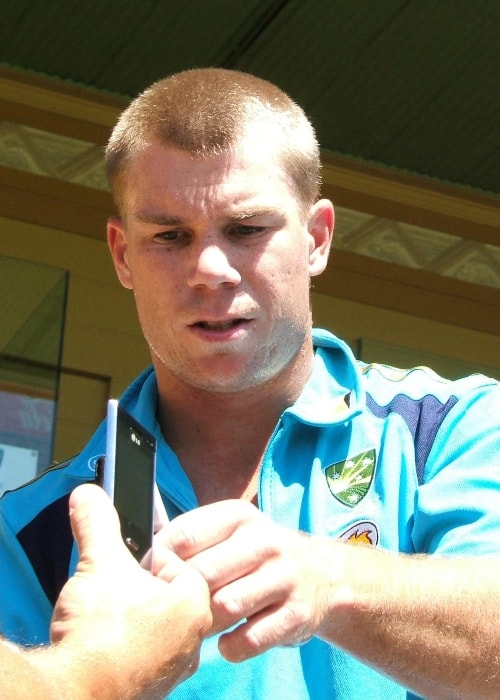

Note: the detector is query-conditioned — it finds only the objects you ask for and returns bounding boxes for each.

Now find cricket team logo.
[340,521,379,547]
[325,449,376,507]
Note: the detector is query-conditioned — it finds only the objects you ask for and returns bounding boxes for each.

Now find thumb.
[69,483,125,565]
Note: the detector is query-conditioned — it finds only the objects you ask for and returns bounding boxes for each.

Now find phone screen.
[105,400,156,561]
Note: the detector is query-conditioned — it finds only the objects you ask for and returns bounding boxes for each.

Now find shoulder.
[0,456,93,607]
[359,361,499,405]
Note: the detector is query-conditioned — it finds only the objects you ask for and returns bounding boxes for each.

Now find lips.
[196,319,246,331]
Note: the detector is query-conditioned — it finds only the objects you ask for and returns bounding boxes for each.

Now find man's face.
[108,139,333,395]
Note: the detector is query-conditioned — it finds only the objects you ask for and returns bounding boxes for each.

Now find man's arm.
[152,499,500,700]
[0,484,211,700]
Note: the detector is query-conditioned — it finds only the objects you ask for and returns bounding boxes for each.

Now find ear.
[307,199,334,277]
[107,217,133,289]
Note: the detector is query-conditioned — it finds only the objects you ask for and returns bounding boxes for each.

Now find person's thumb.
[69,483,124,566]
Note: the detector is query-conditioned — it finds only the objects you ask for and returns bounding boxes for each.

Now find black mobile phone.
[103,399,156,562]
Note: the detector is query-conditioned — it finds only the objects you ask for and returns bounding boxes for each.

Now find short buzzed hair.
[105,68,321,215]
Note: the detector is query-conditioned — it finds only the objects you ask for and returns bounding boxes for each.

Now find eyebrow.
[230,209,279,221]
[133,208,281,225]
[134,211,184,226]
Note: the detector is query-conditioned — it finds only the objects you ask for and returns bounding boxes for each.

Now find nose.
[188,241,241,289]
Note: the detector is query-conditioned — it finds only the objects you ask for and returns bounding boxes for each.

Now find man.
[0,483,211,699]
[1,68,500,699]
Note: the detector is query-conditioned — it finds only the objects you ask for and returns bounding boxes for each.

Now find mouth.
[195,319,248,331]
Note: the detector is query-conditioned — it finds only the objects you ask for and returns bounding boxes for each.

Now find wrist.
[28,640,127,700]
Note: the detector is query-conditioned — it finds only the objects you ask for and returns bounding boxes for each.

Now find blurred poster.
[0,390,55,492]
[0,443,38,495]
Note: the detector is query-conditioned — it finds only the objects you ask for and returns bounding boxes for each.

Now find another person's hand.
[150,500,343,663]
[51,484,212,699]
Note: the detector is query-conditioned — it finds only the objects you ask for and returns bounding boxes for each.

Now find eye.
[154,230,187,244]
[156,230,178,240]
[231,224,266,237]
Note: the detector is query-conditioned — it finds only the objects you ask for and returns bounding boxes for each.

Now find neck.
[154,341,314,504]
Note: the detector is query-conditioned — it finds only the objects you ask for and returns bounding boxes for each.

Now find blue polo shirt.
[1,329,499,699]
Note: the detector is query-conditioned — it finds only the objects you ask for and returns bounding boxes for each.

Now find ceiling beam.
[317,248,500,337]
[0,67,121,130]
[321,154,500,247]
[0,166,111,240]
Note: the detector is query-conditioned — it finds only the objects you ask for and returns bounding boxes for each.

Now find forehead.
[121,140,298,217]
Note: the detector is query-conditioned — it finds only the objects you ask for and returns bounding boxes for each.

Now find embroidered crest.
[340,521,379,547]
[325,449,376,507]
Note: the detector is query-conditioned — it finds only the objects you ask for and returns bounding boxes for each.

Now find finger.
[151,547,201,584]
[69,483,126,565]
[154,500,258,562]
[218,604,312,662]
[187,527,274,591]
[209,566,286,632]
[185,511,286,592]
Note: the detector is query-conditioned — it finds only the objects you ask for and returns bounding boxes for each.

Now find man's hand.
[51,484,212,700]
[151,499,500,700]
[150,500,341,662]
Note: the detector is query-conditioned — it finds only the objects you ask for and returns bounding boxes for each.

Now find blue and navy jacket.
[2,329,500,699]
